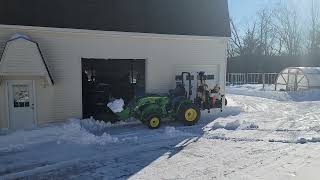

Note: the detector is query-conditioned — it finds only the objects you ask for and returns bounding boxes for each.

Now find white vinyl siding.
[0,25,228,127]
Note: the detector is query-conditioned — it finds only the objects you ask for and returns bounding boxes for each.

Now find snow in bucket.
[107,99,125,113]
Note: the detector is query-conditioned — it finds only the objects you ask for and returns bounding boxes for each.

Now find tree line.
[228,1,320,58]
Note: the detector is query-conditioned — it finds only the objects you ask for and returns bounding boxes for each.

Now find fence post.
[262,73,265,90]
[246,73,248,84]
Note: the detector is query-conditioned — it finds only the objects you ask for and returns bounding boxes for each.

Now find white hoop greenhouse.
[275,67,320,91]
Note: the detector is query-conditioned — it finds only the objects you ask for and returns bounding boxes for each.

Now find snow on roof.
[281,67,320,74]
[277,67,320,90]
[9,33,31,41]
[295,67,320,74]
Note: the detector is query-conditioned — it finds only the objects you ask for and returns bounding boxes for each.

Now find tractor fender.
[176,100,193,114]
[140,104,162,122]
[171,96,189,111]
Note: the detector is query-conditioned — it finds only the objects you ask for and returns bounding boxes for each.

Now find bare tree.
[257,8,277,56]
[228,19,260,57]
[229,8,284,57]
[228,19,243,57]
[308,0,320,55]
[228,3,305,57]
[273,4,302,56]
[242,23,260,55]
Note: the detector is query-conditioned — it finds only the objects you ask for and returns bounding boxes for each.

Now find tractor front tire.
[146,115,161,129]
[178,104,200,126]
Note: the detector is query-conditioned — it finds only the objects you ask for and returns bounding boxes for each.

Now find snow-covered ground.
[1,84,320,180]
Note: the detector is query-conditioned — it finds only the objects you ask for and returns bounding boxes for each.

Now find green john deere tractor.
[110,72,225,129]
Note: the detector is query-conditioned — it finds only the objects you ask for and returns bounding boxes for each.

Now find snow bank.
[58,119,118,145]
[0,119,123,152]
[227,85,290,101]
[107,99,125,113]
[227,84,320,102]
[79,118,112,133]
[79,117,140,130]
[230,84,275,91]
[0,117,143,153]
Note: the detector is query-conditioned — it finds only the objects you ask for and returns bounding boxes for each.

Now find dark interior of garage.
[82,58,145,121]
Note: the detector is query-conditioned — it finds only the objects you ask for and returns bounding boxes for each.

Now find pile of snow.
[0,144,25,154]
[58,119,118,145]
[211,120,259,131]
[0,119,122,152]
[71,118,140,134]
[107,99,125,113]
[212,120,240,130]
[164,126,193,137]
[0,117,143,152]
[243,122,260,130]
[79,118,112,133]
[80,117,140,129]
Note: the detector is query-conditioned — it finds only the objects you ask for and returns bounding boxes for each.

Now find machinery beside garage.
[0,0,230,130]
[107,71,227,129]
[82,58,227,129]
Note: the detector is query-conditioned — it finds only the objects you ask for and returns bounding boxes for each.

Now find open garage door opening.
[82,58,146,121]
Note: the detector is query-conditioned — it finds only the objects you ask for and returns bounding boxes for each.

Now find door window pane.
[13,85,30,108]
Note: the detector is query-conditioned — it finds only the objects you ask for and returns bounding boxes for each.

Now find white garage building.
[0,0,231,130]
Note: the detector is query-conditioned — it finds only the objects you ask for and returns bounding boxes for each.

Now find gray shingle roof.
[0,0,231,37]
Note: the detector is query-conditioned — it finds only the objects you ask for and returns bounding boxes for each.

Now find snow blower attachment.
[195,71,226,112]
[107,72,226,129]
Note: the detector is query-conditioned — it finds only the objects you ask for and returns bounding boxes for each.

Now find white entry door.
[8,80,35,129]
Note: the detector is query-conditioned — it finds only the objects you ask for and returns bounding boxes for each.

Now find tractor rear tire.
[178,104,200,126]
[146,115,161,129]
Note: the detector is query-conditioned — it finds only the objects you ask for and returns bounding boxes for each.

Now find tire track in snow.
[212,94,320,145]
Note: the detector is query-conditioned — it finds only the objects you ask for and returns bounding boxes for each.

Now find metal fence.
[227,73,278,87]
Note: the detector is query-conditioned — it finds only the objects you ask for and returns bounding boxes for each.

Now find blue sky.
[228,0,275,23]
[228,0,314,25]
